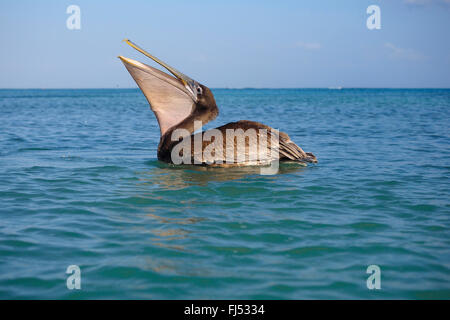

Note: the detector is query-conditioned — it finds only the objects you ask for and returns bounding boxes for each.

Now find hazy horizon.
[1,87,449,90]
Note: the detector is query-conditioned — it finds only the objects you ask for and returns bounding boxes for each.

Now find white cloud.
[295,42,321,50]
[404,0,432,4]
[404,0,450,5]
[384,42,426,61]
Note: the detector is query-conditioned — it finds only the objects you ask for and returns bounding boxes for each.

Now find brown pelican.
[119,39,317,167]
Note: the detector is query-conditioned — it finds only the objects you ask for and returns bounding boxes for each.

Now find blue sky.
[0,0,449,88]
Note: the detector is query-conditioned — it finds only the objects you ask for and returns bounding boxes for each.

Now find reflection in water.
[129,160,308,274]
[142,257,178,274]
[151,228,189,237]
[147,213,205,225]
[146,213,201,252]
[137,159,308,190]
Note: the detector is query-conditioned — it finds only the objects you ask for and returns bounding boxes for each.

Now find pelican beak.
[121,39,198,101]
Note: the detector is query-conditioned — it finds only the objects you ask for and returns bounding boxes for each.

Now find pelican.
[119,39,317,167]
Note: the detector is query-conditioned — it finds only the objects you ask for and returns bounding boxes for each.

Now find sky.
[0,0,449,88]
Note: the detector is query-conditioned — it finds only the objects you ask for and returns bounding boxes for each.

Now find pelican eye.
[196,86,203,95]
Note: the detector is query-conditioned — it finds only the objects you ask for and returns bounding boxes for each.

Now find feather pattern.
[171,120,316,166]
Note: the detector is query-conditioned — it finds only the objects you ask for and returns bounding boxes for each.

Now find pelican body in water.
[119,40,317,167]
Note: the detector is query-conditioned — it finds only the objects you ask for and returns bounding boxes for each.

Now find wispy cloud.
[404,0,432,4]
[295,42,321,50]
[384,42,426,61]
[404,0,450,5]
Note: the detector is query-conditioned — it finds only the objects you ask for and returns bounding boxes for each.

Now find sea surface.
[0,88,449,299]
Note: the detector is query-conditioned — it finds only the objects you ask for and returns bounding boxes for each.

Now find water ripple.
[0,89,449,299]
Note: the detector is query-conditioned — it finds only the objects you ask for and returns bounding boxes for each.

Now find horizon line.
[0,87,449,90]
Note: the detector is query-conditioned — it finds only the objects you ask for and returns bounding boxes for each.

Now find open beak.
[120,39,198,101]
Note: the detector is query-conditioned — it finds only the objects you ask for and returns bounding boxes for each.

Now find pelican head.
[119,39,218,136]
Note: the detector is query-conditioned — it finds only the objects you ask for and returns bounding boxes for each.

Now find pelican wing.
[119,56,194,135]
[189,121,315,166]
[186,121,277,165]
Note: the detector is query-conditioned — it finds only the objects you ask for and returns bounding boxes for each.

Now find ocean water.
[0,88,449,299]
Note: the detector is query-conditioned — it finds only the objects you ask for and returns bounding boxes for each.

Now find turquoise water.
[0,88,449,299]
